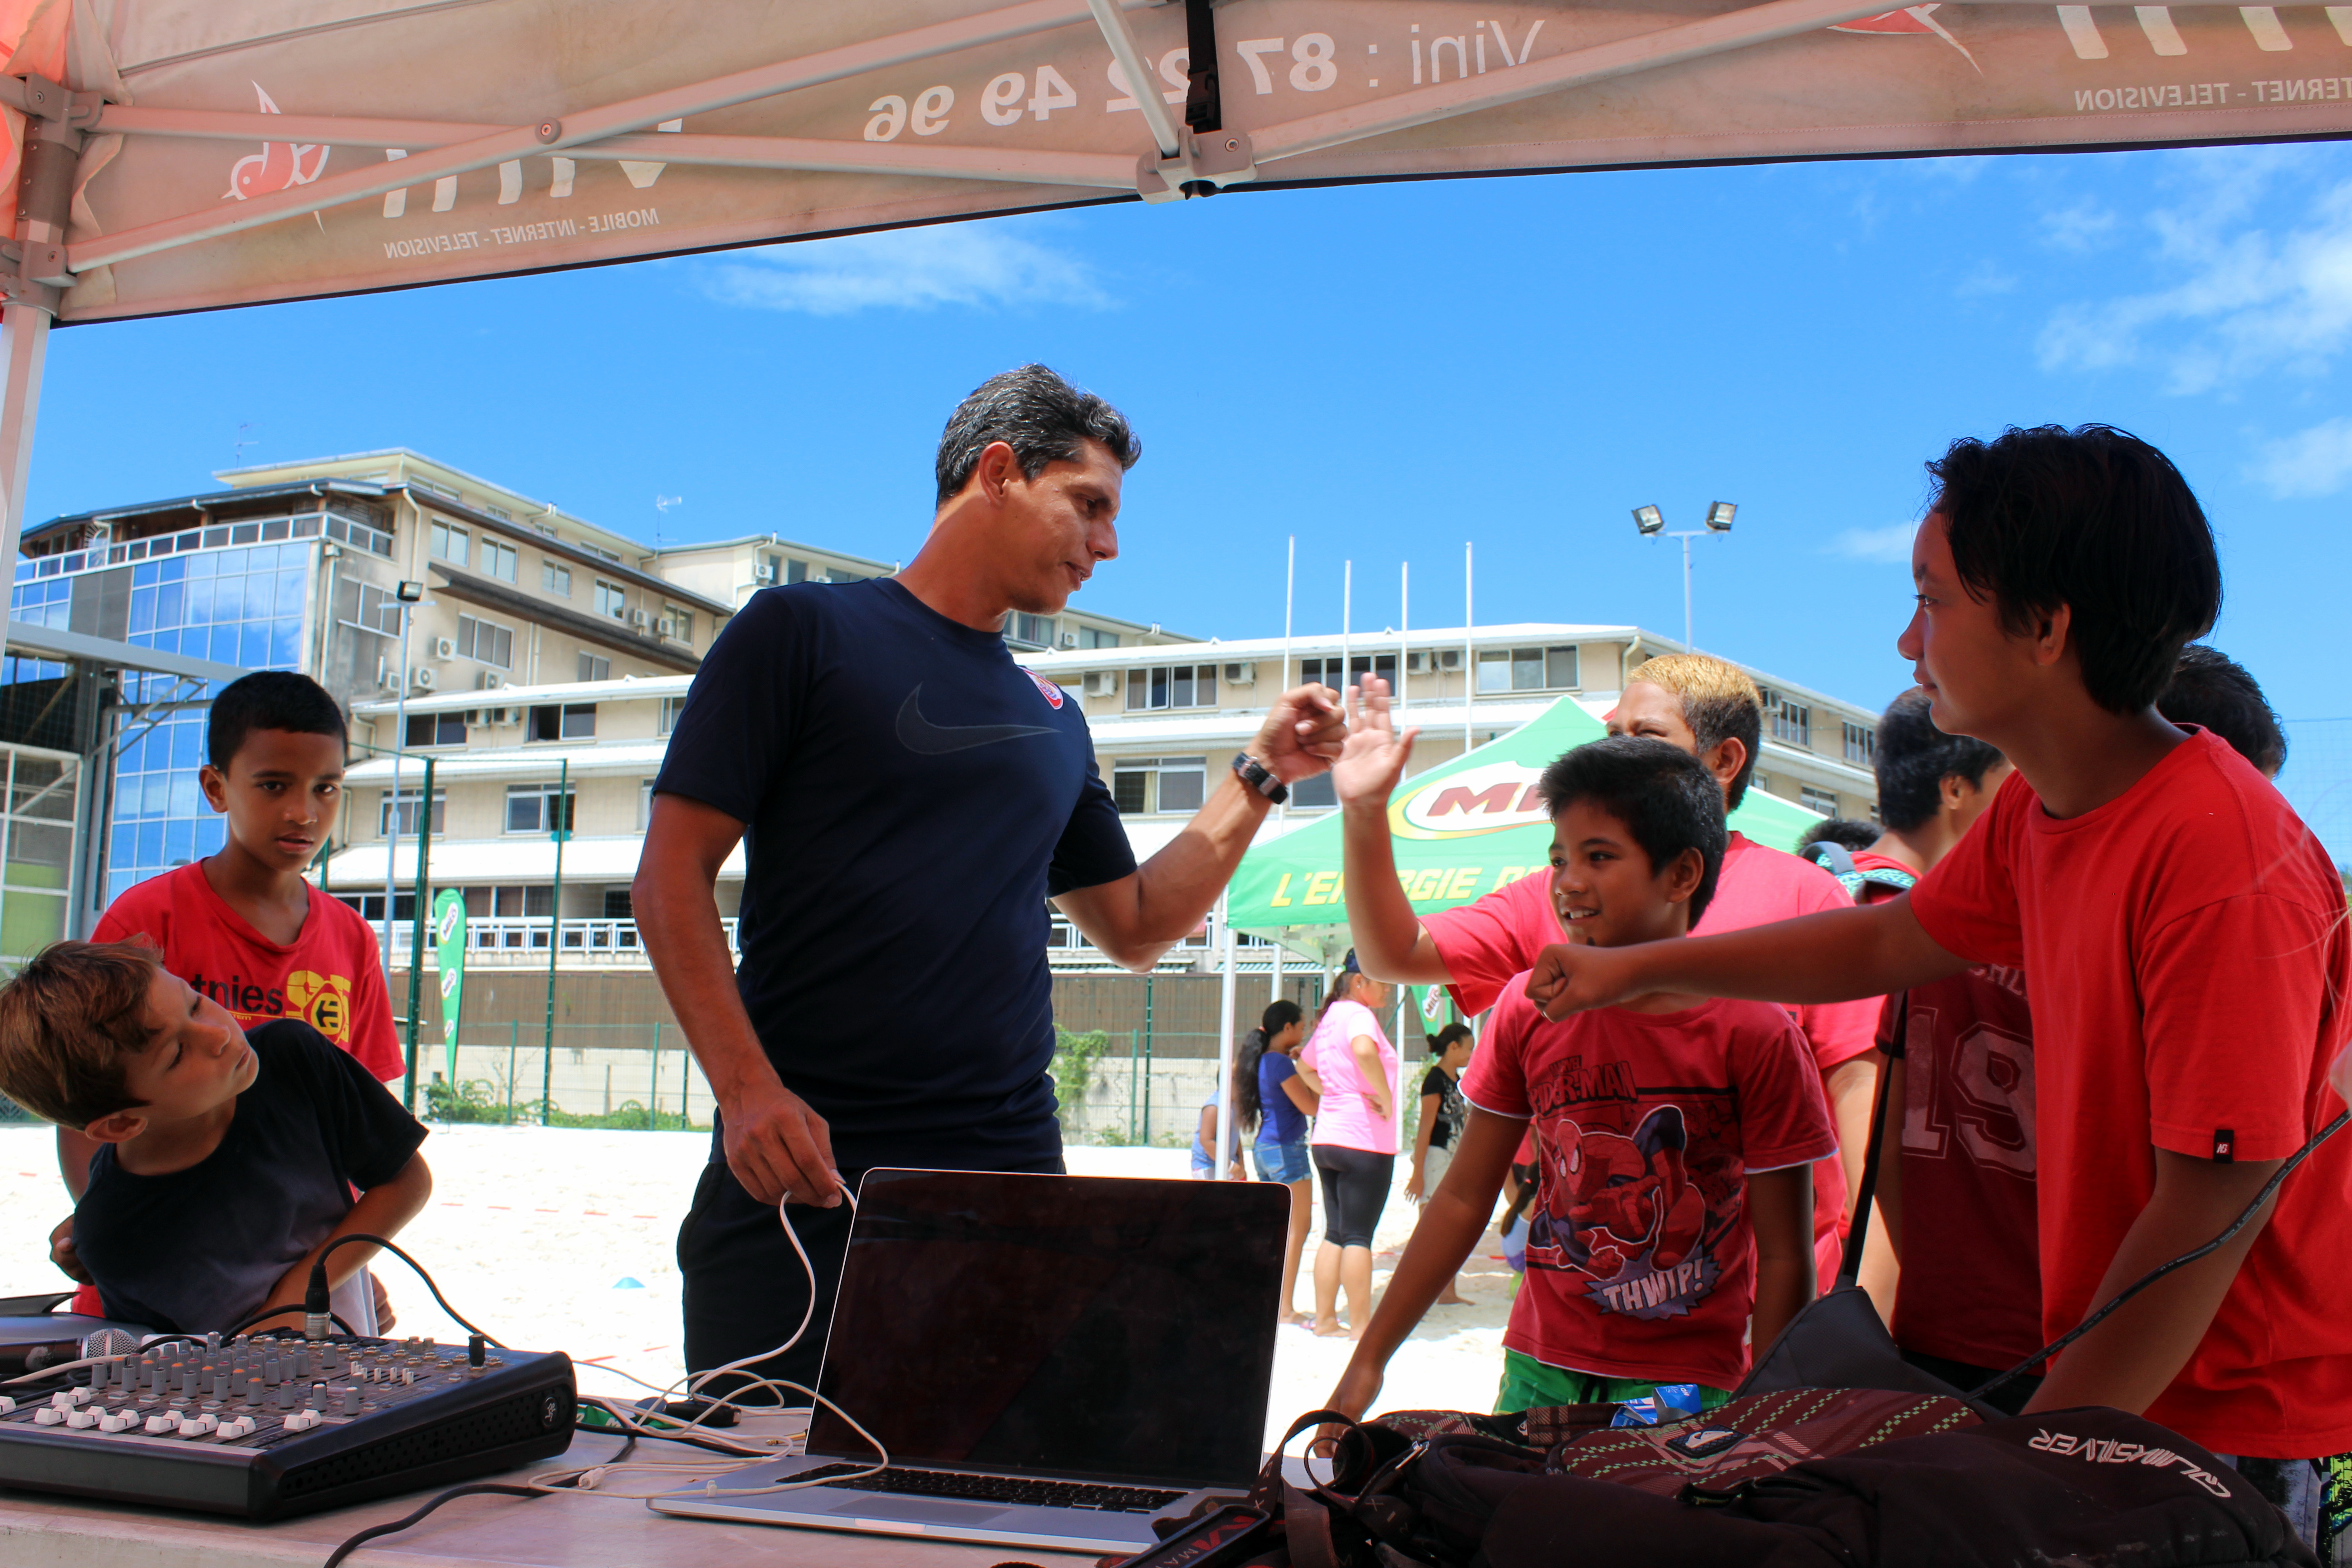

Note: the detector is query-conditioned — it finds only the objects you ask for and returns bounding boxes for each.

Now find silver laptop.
[651,1167,1289,1554]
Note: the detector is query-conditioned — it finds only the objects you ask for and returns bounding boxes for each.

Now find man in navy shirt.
[636,365,1347,1393]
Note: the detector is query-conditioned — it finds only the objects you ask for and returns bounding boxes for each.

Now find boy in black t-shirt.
[0,941,430,1335]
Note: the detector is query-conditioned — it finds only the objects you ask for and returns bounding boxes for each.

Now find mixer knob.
[0,1396,14,1414]
[340,1386,362,1416]
[144,1413,178,1434]
[32,1408,63,1426]
[64,1409,98,1429]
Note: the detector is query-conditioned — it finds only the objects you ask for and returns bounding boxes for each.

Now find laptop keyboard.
[795,1461,1184,1514]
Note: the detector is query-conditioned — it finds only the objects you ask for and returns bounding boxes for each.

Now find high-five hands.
[1332,677,1420,811]
[1250,683,1350,783]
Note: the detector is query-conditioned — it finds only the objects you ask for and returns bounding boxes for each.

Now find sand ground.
[0,1125,1512,1455]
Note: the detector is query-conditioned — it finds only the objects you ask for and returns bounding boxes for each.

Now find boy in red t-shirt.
[1833,689,2040,1411]
[1326,738,1834,1421]
[51,672,402,1317]
[1339,654,1878,1291]
[1521,426,2352,1551]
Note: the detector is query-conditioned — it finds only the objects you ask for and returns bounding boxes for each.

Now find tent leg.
[1215,901,1237,1177]
[0,302,49,573]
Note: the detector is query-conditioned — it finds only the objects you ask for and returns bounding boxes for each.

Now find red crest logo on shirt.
[1023,669,1066,709]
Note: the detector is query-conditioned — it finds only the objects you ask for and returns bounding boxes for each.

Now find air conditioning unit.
[477,670,505,691]
[1439,649,1463,671]
[1223,662,1256,685]
[753,564,776,583]
[1083,671,1119,697]
[494,706,520,726]
[1059,631,1078,649]
[432,636,457,660]
[629,608,651,628]
[411,666,438,691]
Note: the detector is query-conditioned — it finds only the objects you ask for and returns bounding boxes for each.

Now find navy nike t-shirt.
[653,578,1135,1170]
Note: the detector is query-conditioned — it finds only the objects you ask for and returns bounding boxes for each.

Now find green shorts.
[1493,1348,1734,1416]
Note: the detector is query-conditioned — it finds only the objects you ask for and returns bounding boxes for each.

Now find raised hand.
[1251,682,1348,784]
[1331,677,1420,812]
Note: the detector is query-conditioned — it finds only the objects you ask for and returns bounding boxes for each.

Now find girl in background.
[1297,955,1398,1339]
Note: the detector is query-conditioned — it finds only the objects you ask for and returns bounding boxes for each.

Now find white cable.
[1,1355,125,1387]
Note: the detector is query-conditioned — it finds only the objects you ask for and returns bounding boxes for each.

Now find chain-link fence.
[2279,718,2352,875]
[403,1019,714,1130]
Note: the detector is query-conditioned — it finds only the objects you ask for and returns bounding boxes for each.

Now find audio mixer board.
[0,1332,575,1519]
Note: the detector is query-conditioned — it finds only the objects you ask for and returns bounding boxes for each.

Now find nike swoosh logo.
[896,686,1058,755]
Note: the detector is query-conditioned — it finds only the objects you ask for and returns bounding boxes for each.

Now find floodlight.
[1632,505,1665,536]
[397,580,426,603]
[1705,501,1737,533]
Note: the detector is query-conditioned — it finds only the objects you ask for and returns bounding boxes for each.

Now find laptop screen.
[806,1169,1288,1490]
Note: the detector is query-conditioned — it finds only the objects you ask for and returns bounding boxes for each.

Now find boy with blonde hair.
[0,941,430,1336]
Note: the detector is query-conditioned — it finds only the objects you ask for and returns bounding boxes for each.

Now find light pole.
[378,579,426,975]
[1633,502,1735,651]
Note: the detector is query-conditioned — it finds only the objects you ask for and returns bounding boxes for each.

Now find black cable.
[224,1307,359,1338]
[321,1482,539,1568]
[313,1234,501,1346]
[1969,1108,2350,1403]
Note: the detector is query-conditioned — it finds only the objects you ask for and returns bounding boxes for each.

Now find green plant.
[1049,1027,1114,1129]
[425,1077,521,1124]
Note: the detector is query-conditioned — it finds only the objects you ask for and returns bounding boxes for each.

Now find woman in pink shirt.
[1296,953,1399,1338]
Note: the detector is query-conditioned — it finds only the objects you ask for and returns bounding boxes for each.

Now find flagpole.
[1463,542,1475,758]
[1342,559,1352,697]
[1216,897,1239,1179]
[1398,561,1409,721]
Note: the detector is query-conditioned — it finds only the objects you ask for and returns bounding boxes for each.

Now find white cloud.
[2036,153,2352,393]
[2039,199,2119,254]
[700,225,1106,316]
[1955,260,2017,298]
[2249,416,2352,498]
[1826,521,1919,564]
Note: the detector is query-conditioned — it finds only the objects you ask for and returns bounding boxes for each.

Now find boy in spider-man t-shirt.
[1520,426,2352,1558]
[50,672,402,1323]
[1323,738,1833,1422]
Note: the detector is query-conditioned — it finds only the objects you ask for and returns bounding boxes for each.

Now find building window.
[335,578,404,636]
[1289,773,1336,808]
[578,652,610,683]
[1477,646,1578,693]
[380,787,446,836]
[658,696,686,735]
[430,519,468,568]
[1110,756,1207,814]
[483,883,554,917]
[485,504,513,522]
[528,703,596,741]
[594,580,627,620]
[1759,687,1813,748]
[404,711,467,749]
[1302,654,1396,692]
[454,612,512,667]
[542,559,572,597]
[1122,664,1219,711]
[505,783,577,833]
[1079,626,1119,649]
[603,888,634,919]
[786,558,811,584]
[659,605,693,645]
[1009,612,1054,647]
[1800,785,1839,817]
[1842,720,1875,767]
[480,537,519,583]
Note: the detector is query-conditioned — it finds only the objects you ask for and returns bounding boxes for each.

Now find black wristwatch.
[1233,752,1289,804]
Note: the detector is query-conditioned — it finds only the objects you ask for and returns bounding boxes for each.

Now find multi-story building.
[334,620,1882,975]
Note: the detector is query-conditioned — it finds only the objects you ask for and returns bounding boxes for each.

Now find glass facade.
[0,747,77,964]
[8,533,317,907]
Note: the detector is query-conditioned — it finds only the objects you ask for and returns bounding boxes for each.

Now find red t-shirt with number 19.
[1909,730,2352,1459]
[92,863,404,1082]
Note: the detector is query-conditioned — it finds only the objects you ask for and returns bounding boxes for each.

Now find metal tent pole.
[1215,898,1238,1177]
[0,80,83,575]
[541,756,570,1124]
[399,755,435,1112]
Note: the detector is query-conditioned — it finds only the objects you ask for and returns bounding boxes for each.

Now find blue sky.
[26,141,2352,740]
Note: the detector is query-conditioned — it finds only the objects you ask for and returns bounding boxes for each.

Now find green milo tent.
[1226,694,1826,965]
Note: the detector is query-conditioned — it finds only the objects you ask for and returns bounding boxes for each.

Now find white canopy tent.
[0,0,2343,1140]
